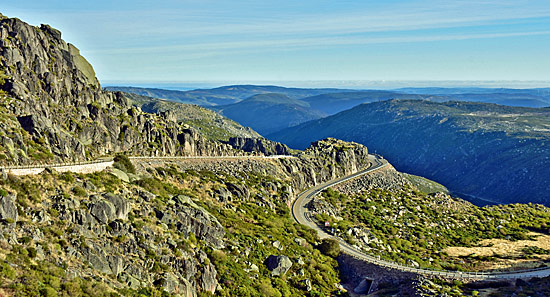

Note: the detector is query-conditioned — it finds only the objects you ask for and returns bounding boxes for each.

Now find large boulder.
[161,273,196,297]
[103,193,130,220]
[0,194,17,223]
[265,255,293,276]
[89,193,130,223]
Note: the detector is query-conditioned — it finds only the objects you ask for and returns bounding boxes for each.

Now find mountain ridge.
[211,93,327,135]
[270,99,550,205]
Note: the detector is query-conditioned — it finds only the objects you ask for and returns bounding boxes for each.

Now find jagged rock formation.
[265,255,293,276]
[0,172,223,296]
[226,137,291,156]
[0,15,238,165]
[137,138,370,199]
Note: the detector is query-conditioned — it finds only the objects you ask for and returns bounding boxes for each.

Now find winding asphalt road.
[291,155,550,280]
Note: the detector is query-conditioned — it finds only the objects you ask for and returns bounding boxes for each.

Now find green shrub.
[40,286,58,297]
[72,186,87,197]
[317,238,340,258]
[27,247,37,258]
[1,262,15,279]
[113,154,136,174]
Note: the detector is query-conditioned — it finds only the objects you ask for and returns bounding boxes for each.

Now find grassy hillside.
[398,87,550,108]
[122,92,261,141]
[270,100,550,205]
[302,91,447,115]
[316,186,550,272]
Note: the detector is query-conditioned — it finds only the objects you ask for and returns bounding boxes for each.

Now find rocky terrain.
[0,15,240,166]
[271,99,550,205]
[0,14,370,296]
[4,12,550,297]
[225,137,291,156]
[0,137,371,296]
[307,165,550,274]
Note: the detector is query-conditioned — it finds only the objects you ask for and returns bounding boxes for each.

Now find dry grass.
[445,232,550,270]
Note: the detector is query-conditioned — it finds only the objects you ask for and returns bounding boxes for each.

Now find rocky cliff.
[0,15,237,165]
[226,137,291,156]
[149,138,370,198]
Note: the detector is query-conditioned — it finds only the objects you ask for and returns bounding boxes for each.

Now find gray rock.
[272,240,283,250]
[162,273,197,297]
[119,272,141,290]
[213,187,232,203]
[110,168,129,183]
[200,263,218,294]
[88,253,111,274]
[265,255,293,276]
[226,182,249,200]
[109,256,124,276]
[138,190,155,202]
[227,137,291,156]
[0,194,18,223]
[294,237,307,246]
[90,200,116,224]
[89,193,130,223]
[103,193,130,221]
[301,278,312,291]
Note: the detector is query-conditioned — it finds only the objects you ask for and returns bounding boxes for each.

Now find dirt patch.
[445,232,550,257]
[444,232,550,270]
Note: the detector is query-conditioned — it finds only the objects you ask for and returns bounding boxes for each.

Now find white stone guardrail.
[0,155,296,176]
[0,159,115,176]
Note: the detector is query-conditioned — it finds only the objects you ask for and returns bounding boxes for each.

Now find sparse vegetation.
[314,186,550,272]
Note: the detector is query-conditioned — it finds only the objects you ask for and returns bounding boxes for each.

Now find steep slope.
[302,91,447,115]
[0,15,236,165]
[0,138,371,296]
[212,93,327,135]
[106,85,352,106]
[270,100,550,205]
[122,92,261,141]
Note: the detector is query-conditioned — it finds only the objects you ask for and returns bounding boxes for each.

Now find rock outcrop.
[0,15,239,165]
[0,194,17,223]
[265,255,293,276]
[226,137,291,156]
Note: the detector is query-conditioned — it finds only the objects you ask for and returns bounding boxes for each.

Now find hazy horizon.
[4,1,550,83]
[103,80,550,91]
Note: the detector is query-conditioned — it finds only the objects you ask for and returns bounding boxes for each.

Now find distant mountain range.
[270,100,550,205]
[210,93,327,135]
[121,92,261,141]
[106,85,352,106]
[110,85,550,138]
[398,87,550,108]
[108,82,550,207]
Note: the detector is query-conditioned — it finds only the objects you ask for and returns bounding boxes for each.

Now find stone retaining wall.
[2,161,114,176]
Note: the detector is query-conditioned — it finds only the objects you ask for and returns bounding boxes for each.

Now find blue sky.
[3,0,550,87]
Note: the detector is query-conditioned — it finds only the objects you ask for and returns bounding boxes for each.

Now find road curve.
[291,155,550,280]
